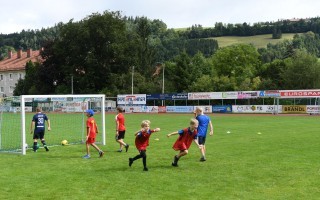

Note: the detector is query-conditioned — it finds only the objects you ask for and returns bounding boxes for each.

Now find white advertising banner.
[194,105,212,113]
[53,101,88,112]
[188,92,222,100]
[232,105,282,113]
[117,94,146,105]
[306,105,320,114]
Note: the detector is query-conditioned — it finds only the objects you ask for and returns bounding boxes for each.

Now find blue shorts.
[197,136,206,145]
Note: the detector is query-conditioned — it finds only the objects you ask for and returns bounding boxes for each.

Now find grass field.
[1,113,320,199]
[210,33,299,48]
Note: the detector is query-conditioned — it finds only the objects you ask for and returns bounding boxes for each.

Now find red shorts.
[86,137,96,144]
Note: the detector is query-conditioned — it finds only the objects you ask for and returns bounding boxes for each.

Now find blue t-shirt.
[196,114,211,137]
[32,113,48,133]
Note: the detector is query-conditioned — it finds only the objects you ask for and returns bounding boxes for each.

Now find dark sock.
[133,154,142,161]
[143,156,147,168]
[33,142,37,151]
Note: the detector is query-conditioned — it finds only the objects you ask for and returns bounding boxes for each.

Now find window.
[19,74,22,79]
[9,73,12,80]
[9,86,14,93]
[0,74,3,81]
[0,87,4,93]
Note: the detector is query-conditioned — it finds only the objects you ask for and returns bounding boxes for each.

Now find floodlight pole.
[162,64,165,106]
[71,75,74,94]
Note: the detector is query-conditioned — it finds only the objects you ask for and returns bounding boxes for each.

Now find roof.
[0,50,42,72]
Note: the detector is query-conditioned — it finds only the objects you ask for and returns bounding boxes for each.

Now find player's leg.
[91,143,104,157]
[140,150,148,171]
[116,131,129,152]
[40,132,49,151]
[33,132,39,152]
[172,150,188,166]
[129,150,144,167]
[198,136,206,161]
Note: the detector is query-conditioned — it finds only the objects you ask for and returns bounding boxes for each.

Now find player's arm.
[153,128,160,132]
[167,131,178,137]
[193,136,200,148]
[115,119,120,135]
[95,122,99,134]
[209,121,213,136]
[134,130,141,136]
[47,119,51,131]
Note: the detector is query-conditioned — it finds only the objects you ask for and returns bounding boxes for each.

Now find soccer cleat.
[45,146,49,151]
[125,144,129,152]
[172,162,178,167]
[129,158,133,167]
[200,157,206,162]
[82,154,90,159]
[99,151,104,158]
[143,167,148,171]
[117,149,122,152]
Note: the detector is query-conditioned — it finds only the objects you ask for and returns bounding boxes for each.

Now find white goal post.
[20,94,106,155]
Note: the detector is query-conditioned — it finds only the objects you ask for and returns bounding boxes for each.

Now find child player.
[167,118,200,167]
[129,120,160,171]
[83,109,104,159]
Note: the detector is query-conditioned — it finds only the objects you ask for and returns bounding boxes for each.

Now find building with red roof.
[0,49,42,97]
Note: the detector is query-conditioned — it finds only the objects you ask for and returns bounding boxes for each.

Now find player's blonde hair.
[190,118,199,126]
[141,120,151,127]
[195,107,203,114]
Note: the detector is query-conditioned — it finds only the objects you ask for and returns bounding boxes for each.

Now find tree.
[281,50,320,89]
[211,44,261,91]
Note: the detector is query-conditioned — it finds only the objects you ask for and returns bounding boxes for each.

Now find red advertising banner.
[280,90,320,98]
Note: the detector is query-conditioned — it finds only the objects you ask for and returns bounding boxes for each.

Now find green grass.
[210,33,299,48]
[1,113,320,199]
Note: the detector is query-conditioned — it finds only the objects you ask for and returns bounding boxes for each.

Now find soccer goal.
[0,94,105,155]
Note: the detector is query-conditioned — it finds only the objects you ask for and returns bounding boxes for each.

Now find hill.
[209,33,299,48]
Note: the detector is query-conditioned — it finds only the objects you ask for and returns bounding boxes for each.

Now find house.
[0,49,41,97]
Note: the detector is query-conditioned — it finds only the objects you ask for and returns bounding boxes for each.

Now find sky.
[1,0,320,34]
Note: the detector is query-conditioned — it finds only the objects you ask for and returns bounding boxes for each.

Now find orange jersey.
[87,117,98,137]
[115,113,125,131]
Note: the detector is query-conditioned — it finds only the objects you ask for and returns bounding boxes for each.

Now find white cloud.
[1,0,320,34]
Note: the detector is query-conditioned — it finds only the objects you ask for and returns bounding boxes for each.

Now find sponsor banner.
[282,105,306,114]
[194,106,212,113]
[232,105,282,113]
[306,105,320,114]
[51,97,67,102]
[53,101,87,112]
[145,106,159,113]
[166,106,194,113]
[117,94,146,105]
[171,93,188,100]
[259,90,280,97]
[146,94,159,100]
[212,105,232,113]
[124,106,143,113]
[280,90,320,98]
[158,106,166,113]
[33,98,49,102]
[25,107,32,112]
[188,92,221,100]
[222,92,238,99]
[237,91,259,99]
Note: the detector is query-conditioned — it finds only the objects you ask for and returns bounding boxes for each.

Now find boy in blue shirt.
[194,107,213,161]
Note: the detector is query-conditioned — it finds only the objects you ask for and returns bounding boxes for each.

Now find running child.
[129,120,160,171]
[167,118,200,167]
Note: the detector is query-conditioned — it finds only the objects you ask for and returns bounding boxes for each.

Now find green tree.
[211,44,261,91]
[281,50,320,89]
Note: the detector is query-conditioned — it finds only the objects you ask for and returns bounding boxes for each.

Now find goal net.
[0,94,105,155]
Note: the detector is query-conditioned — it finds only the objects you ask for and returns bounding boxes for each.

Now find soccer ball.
[61,140,68,146]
